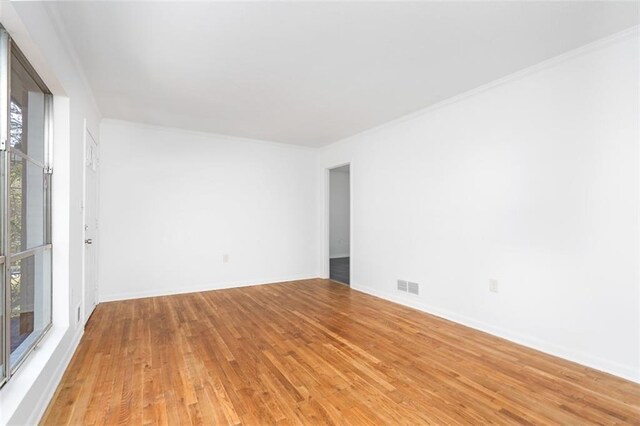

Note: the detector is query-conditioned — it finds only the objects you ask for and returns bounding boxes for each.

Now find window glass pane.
[10,53,46,163]
[10,250,51,366]
[1,33,52,386]
[10,153,45,253]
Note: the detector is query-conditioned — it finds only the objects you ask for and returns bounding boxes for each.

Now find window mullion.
[0,26,9,385]
[0,28,8,151]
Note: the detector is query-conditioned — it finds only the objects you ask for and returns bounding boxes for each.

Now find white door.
[83,129,99,324]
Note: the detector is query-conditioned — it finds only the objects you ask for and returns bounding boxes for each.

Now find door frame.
[81,119,98,325]
[323,162,352,281]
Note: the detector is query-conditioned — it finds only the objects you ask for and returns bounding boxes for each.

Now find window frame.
[0,25,54,388]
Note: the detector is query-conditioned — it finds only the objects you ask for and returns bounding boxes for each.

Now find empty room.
[0,1,639,424]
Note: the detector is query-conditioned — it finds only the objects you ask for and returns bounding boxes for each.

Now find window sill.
[0,323,80,425]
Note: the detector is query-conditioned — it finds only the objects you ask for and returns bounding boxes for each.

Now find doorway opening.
[329,164,350,285]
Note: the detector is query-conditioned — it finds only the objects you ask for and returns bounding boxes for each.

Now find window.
[0,26,53,387]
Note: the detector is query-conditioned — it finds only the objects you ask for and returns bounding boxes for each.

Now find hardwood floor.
[42,279,640,425]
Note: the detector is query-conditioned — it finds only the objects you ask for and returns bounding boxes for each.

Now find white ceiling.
[37,1,640,147]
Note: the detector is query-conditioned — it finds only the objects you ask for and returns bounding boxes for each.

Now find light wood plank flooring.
[42,279,640,425]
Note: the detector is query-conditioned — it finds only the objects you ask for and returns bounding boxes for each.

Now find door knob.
[85,239,93,245]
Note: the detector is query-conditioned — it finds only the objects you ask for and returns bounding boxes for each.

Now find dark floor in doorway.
[330,257,350,285]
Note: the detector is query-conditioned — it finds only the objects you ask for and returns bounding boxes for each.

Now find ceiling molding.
[323,24,640,151]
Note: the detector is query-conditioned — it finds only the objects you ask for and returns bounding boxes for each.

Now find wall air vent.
[408,282,419,295]
[397,280,408,292]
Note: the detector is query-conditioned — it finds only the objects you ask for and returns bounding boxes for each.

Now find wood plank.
[41,279,640,425]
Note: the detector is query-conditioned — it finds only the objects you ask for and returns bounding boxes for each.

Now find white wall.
[329,168,350,258]
[0,11,636,425]
[0,2,102,425]
[319,29,640,382]
[98,120,319,301]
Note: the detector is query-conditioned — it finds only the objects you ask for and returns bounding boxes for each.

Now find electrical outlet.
[223,254,229,263]
[489,279,499,293]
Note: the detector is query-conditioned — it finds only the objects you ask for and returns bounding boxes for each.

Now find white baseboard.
[26,326,84,425]
[352,282,640,384]
[99,275,319,303]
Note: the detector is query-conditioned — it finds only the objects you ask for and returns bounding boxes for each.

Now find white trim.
[81,119,86,326]
[26,326,83,426]
[0,324,83,425]
[80,119,87,325]
[81,120,99,326]
[352,283,640,384]
[323,162,352,279]
[99,275,319,303]
[322,167,331,278]
[322,25,640,151]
